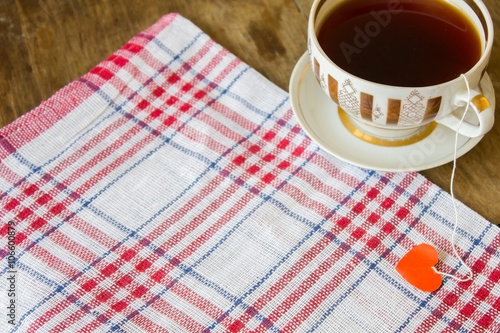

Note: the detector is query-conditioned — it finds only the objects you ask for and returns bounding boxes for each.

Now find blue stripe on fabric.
[427,199,499,257]
[0,31,205,204]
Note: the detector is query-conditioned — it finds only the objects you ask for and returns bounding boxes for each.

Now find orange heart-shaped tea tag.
[396,243,442,292]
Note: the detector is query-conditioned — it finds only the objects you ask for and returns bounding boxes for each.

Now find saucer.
[289,53,494,172]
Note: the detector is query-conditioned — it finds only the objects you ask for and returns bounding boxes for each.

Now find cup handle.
[435,90,494,138]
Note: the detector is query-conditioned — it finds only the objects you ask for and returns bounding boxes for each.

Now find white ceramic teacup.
[308,0,495,140]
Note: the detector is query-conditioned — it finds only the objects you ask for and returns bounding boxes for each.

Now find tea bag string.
[432,74,474,282]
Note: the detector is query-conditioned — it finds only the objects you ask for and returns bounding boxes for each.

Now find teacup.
[308,0,495,140]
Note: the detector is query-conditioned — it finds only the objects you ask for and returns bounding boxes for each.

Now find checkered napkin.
[1,13,499,333]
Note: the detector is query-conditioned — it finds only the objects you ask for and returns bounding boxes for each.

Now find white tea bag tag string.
[397,74,474,292]
[433,74,474,283]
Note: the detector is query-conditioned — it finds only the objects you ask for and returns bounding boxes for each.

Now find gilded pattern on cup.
[338,79,361,117]
[399,90,426,125]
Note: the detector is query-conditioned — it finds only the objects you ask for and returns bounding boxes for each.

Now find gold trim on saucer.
[338,108,438,147]
[298,62,311,95]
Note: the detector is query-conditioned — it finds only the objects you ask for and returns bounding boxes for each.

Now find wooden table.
[1,0,499,224]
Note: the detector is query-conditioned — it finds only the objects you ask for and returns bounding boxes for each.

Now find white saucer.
[289,53,495,172]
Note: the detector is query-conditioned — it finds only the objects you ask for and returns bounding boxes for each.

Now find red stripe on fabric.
[276,238,390,331]
[77,309,168,333]
[137,99,150,110]
[205,99,265,136]
[30,217,47,230]
[22,182,39,197]
[77,279,228,332]
[20,218,130,328]
[0,180,120,268]
[181,83,194,92]
[171,191,256,264]
[4,198,20,211]
[28,245,82,287]
[168,73,181,84]
[37,269,164,332]
[0,134,17,157]
[147,175,240,253]
[163,116,176,126]
[88,293,206,333]
[122,43,144,54]
[60,267,213,332]
[107,54,129,68]
[71,120,174,195]
[70,125,146,192]
[32,277,106,331]
[235,233,337,328]
[90,67,114,80]
[170,282,228,324]
[228,320,245,332]
[46,89,163,181]
[203,49,238,82]
[268,245,357,332]
[50,303,109,332]
[28,297,75,332]
[152,86,165,97]
[2,195,102,264]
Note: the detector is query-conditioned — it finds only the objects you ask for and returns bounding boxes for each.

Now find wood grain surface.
[0,0,499,224]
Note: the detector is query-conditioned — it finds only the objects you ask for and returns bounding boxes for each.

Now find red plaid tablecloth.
[1,13,499,332]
